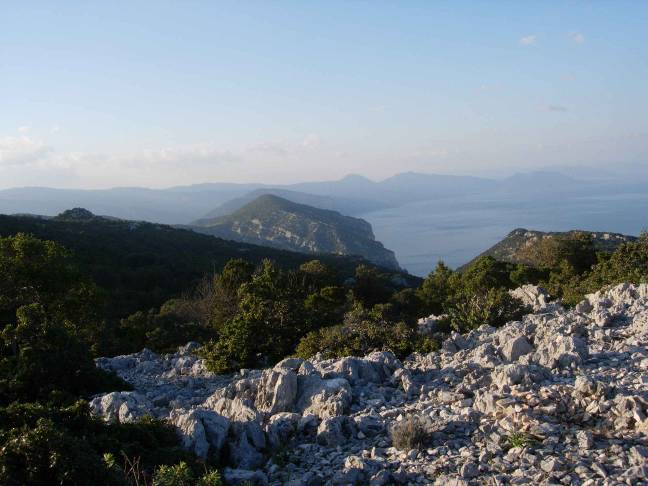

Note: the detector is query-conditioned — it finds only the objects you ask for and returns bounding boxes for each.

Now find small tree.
[417,261,453,315]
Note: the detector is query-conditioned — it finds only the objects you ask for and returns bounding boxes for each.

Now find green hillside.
[191,194,400,270]
[0,209,402,319]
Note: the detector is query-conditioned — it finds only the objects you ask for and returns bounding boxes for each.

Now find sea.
[361,192,648,277]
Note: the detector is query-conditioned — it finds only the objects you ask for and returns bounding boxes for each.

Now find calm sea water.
[361,193,648,277]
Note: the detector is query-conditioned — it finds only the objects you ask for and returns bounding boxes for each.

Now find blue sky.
[1,1,647,188]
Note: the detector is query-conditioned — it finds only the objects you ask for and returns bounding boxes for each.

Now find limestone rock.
[254,368,298,415]
[265,412,300,448]
[172,409,229,459]
[295,375,351,419]
[89,391,153,423]
[499,335,533,362]
[317,416,357,446]
[88,283,648,485]
[533,335,587,369]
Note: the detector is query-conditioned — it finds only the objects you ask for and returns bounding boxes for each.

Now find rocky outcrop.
[91,283,648,485]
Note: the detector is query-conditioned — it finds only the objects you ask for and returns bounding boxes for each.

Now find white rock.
[172,409,229,459]
[254,368,298,415]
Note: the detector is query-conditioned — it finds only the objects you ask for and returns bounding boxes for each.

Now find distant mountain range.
[3,170,646,274]
[0,170,619,225]
[190,195,400,270]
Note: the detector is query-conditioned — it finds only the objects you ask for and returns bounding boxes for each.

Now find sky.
[1,1,647,189]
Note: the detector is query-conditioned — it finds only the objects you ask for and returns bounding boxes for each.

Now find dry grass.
[389,414,435,450]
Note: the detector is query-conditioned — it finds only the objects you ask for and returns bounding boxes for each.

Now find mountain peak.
[339,174,374,184]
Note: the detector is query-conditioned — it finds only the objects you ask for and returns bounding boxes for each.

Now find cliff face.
[191,194,400,270]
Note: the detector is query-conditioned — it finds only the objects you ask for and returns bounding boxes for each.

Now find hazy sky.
[2,1,647,189]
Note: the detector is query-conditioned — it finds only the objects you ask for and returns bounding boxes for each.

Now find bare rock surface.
[91,283,648,485]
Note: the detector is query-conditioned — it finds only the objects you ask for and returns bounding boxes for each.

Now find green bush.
[0,400,196,485]
[541,234,648,306]
[200,259,350,373]
[153,462,223,486]
[295,304,435,360]
[416,261,453,315]
[0,303,126,405]
[196,470,223,486]
[153,462,194,486]
[446,287,527,333]
[0,417,122,486]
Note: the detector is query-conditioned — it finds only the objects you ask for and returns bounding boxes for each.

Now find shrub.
[0,303,127,405]
[196,470,223,486]
[152,463,222,486]
[0,401,194,485]
[389,415,435,450]
[153,461,193,486]
[352,264,393,308]
[0,417,123,486]
[295,305,430,360]
[119,306,214,355]
[445,288,528,333]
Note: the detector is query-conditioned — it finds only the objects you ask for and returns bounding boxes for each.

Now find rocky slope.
[190,194,400,270]
[91,283,648,485]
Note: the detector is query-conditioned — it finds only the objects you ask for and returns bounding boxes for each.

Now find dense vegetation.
[0,233,221,485]
[1,223,646,483]
[0,212,396,320]
[416,232,648,323]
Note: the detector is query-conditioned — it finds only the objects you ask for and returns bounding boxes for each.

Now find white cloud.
[301,133,321,148]
[519,35,537,46]
[570,32,585,44]
[248,142,289,157]
[0,135,51,166]
[18,126,30,133]
[135,144,238,167]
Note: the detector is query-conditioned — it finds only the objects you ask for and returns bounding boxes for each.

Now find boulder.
[317,416,357,446]
[499,335,533,362]
[491,364,546,389]
[172,409,229,459]
[295,375,352,419]
[472,390,498,415]
[89,391,153,423]
[316,351,402,385]
[355,413,385,437]
[509,285,556,312]
[254,368,298,415]
[265,412,300,448]
[227,425,266,469]
[204,396,266,467]
[533,335,587,369]
[417,314,446,335]
[273,357,305,372]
